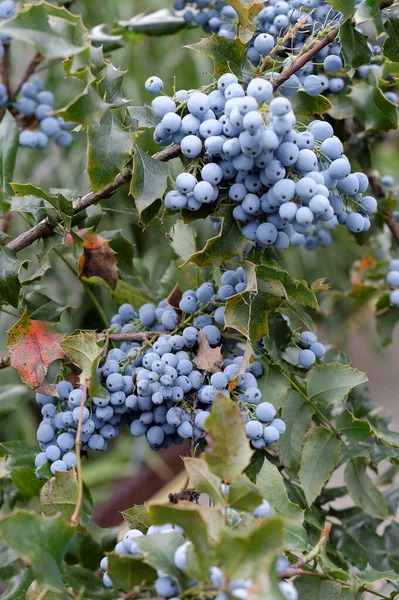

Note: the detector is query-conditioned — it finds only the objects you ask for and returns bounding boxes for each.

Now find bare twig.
[271,27,339,89]
[11,51,43,101]
[97,332,152,342]
[70,378,89,525]
[6,144,181,254]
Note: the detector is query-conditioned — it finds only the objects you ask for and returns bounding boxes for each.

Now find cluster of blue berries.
[99,488,297,599]
[15,79,73,149]
[173,0,239,38]
[296,330,326,368]
[387,260,399,306]
[34,268,285,473]
[146,73,377,252]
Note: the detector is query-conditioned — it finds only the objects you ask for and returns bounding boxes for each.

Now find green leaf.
[130,145,170,223]
[140,509,211,577]
[327,91,355,120]
[336,410,372,442]
[184,457,224,506]
[121,505,152,533]
[90,23,124,53]
[97,63,128,108]
[0,510,74,593]
[112,279,152,307]
[225,263,287,344]
[228,474,263,511]
[87,109,132,192]
[60,330,102,385]
[0,113,19,215]
[356,0,384,33]
[349,82,398,131]
[294,91,332,117]
[101,230,134,273]
[223,0,264,31]
[340,20,372,68]
[0,1,89,60]
[294,578,348,599]
[216,518,285,578]
[383,8,399,61]
[356,564,399,584]
[345,458,389,519]
[376,306,399,346]
[107,554,156,592]
[371,426,399,448]
[256,460,304,524]
[55,85,109,126]
[276,390,314,469]
[11,184,73,231]
[188,205,249,267]
[0,385,28,419]
[204,393,253,482]
[128,106,160,129]
[26,581,64,599]
[186,35,248,77]
[170,221,196,263]
[0,570,34,600]
[329,0,356,19]
[118,9,186,36]
[306,362,368,406]
[25,292,71,323]
[257,364,291,410]
[299,426,342,505]
[0,246,25,308]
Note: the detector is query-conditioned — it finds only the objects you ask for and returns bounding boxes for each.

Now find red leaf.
[78,234,118,290]
[8,314,65,394]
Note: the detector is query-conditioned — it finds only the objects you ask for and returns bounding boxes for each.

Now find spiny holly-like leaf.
[60,330,102,386]
[184,458,225,506]
[355,565,399,584]
[118,9,186,36]
[186,35,248,77]
[299,426,342,506]
[87,109,132,192]
[340,20,372,68]
[294,91,332,117]
[0,246,26,308]
[55,85,109,126]
[130,145,169,224]
[345,458,389,520]
[306,362,368,406]
[24,291,72,323]
[294,579,349,599]
[170,221,197,263]
[224,0,264,30]
[128,106,160,129]
[225,263,287,344]
[256,459,304,524]
[188,205,249,267]
[0,113,19,215]
[276,390,314,469]
[146,503,219,578]
[0,510,75,593]
[107,554,156,592]
[204,393,253,482]
[336,409,372,443]
[349,82,398,132]
[193,330,224,373]
[90,23,124,52]
[11,184,73,231]
[356,0,384,33]
[227,474,263,511]
[383,9,399,62]
[78,234,118,290]
[329,0,356,18]
[121,505,152,533]
[8,315,64,395]
[0,1,89,60]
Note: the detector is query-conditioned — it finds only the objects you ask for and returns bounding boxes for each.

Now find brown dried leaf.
[166,284,183,311]
[193,330,224,373]
[228,342,254,392]
[78,234,118,290]
[8,314,64,394]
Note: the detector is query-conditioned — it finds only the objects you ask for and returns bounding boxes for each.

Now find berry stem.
[70,377,89,525]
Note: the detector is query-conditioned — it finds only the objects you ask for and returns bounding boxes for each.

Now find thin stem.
[54,248,108,328]
[6,144,181,254]
[363,588,393,600]
[70,378,88,525]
